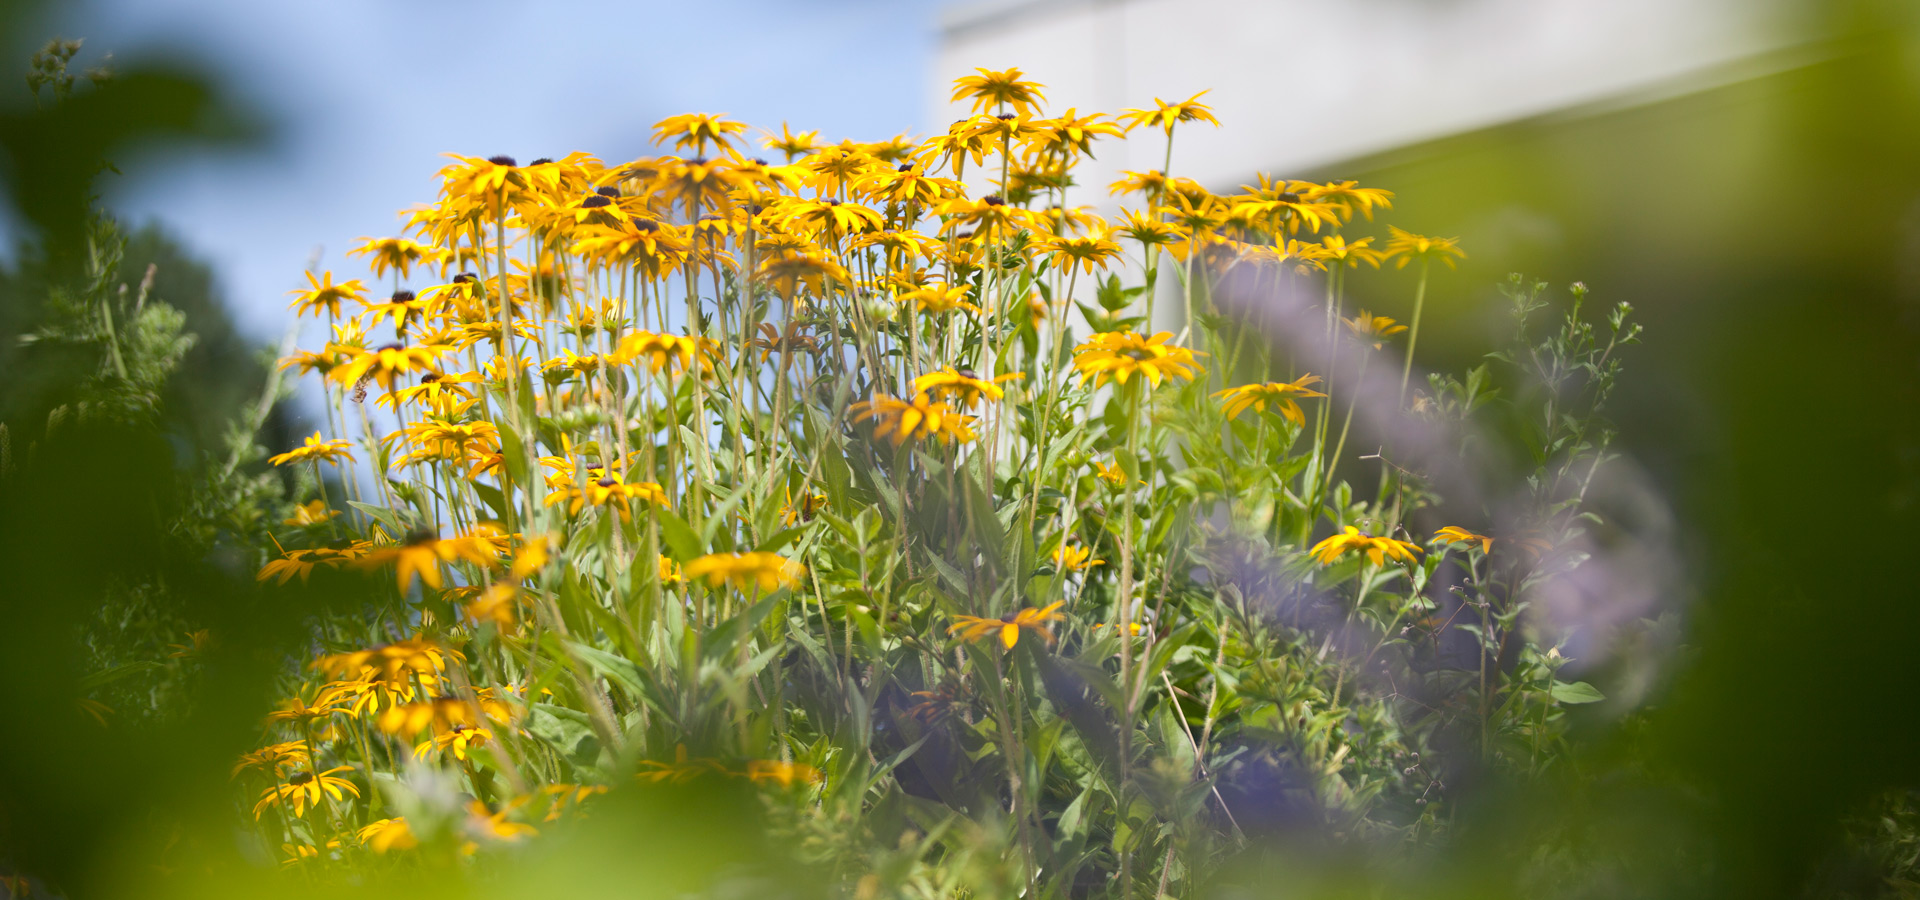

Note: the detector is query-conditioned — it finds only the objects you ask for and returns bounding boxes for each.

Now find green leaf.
[655,506,704,561]
[1549,680,1605,704]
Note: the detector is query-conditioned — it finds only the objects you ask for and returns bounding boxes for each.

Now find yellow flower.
[615,331,713,377]
[1071,330,1203,388]
[949,602,1066,649]
[233,741,310,778]
[348,236,433,280]
[1035,230,1124,274]
[358,817,418,853]
[1319,234,1385,269]
[1093,459,1126,485]
[269,431,356,467]
[1343,310,1409,349]
[850,394,977,446]
[683,552,805,593]
[899,282,981,316]
[762,122,820,161]
[1212,374,1327,424]
[282,500,339,527]
[780,489,828,526]
[462,583,523,629]
[652,112,748,154]
[544,472,669,522]
[744,759,824,788]
[1052,544,1104,572]
[287,270,365,319]
[911,367,1007,408]
[252,766,361,819]
[1383,225,1466,269]
[316,637,462,692]
[658,555,684,587]
[257,543,366,584]
[414,723,491,762]
[1120,90,1219,135]
[329,343,449,392]
[950,66,1047,116]
[1308,526,1422,567]
[1433,526,1494,554]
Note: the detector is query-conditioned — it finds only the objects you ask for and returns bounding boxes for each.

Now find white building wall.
[929,0,1801,208]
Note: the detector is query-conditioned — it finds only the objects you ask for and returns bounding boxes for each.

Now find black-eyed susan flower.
[899,283,981,316]
[282,500,339,527]
[615,331,714,377]
[1433,526,1494,554]
[1212,374,1327,424]
[414,722,491,762]
[253,766,360,819]
[1309,526,1422,567]
[1036,230,1124,274]
[652,112,748,155]
[850,393,977,446]
[1120,90,1219,135]
[1383,225,1466,269]
[1071,330,1203,388]
[1321,234,1386,269]
[287,270,365,319]
[316,637,462,692]
[1344,311,1409,349]
[951,66,1048,116]
[349,236,434,281]
[1052,544,1104,572]
[744,759,823,788]
[269,431,356,467]
[544,473,669,521]
[911,367,1007,408]
[949,601,1066,649]
[233,741,309,778]
[683,552,804,593]
[762,122,820,161]
[358,817,417,853]
[257,542,365,584]
[330,343,449,393]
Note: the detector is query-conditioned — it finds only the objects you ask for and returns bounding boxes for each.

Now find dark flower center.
[377,342,404,352]
[996,112,1016,121]
[752,158,769,166]
[634,220,658,232]
[1278,191,1302,204]
[289,771,315,785]
[327,538,355,550]
[420,373,441,383]
[595,186,621,198]
[487,155,517,167]
[391,290,415,303]
[453,272,476,284]
[982,195,1004,206]
[580,195,612,208]
[897,163,913,172]
[529,157,553,165]
[404,527,438,545]
[596,476,618,488]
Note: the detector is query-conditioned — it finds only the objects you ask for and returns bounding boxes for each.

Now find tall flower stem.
[1399,256,1432,404]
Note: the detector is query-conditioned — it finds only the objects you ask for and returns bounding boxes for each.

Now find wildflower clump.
[207,67,1645,895]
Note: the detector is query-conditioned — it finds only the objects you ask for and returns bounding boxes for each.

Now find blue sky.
[45,0,945,339]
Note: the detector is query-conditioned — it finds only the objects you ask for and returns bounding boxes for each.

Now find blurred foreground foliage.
[0,7,1917,900]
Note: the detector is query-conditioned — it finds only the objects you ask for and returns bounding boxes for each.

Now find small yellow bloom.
[1119,90,1220,135]
[744,759,824,788]
[1212,374,1327,424]
[949,601,1066,649]
[269,431,356,467]
[253,766,361,819]
[1433,526,1494,554]
[1383,225,1466,269]
[286,270,365,319]
[1308,526,1422,567]
[1093,459,1126,486]
[282,500,340,527]
[1071,330,1203,388]
[1052,544,1104,572]
[850,394,977,446]
[950,66,1047,116]
[658,555,685,587]
[1344,310,1409,350]
[683,552,804,593]
[912,367,1009,408]
[414,723,491,762]
[357,817,418,853]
